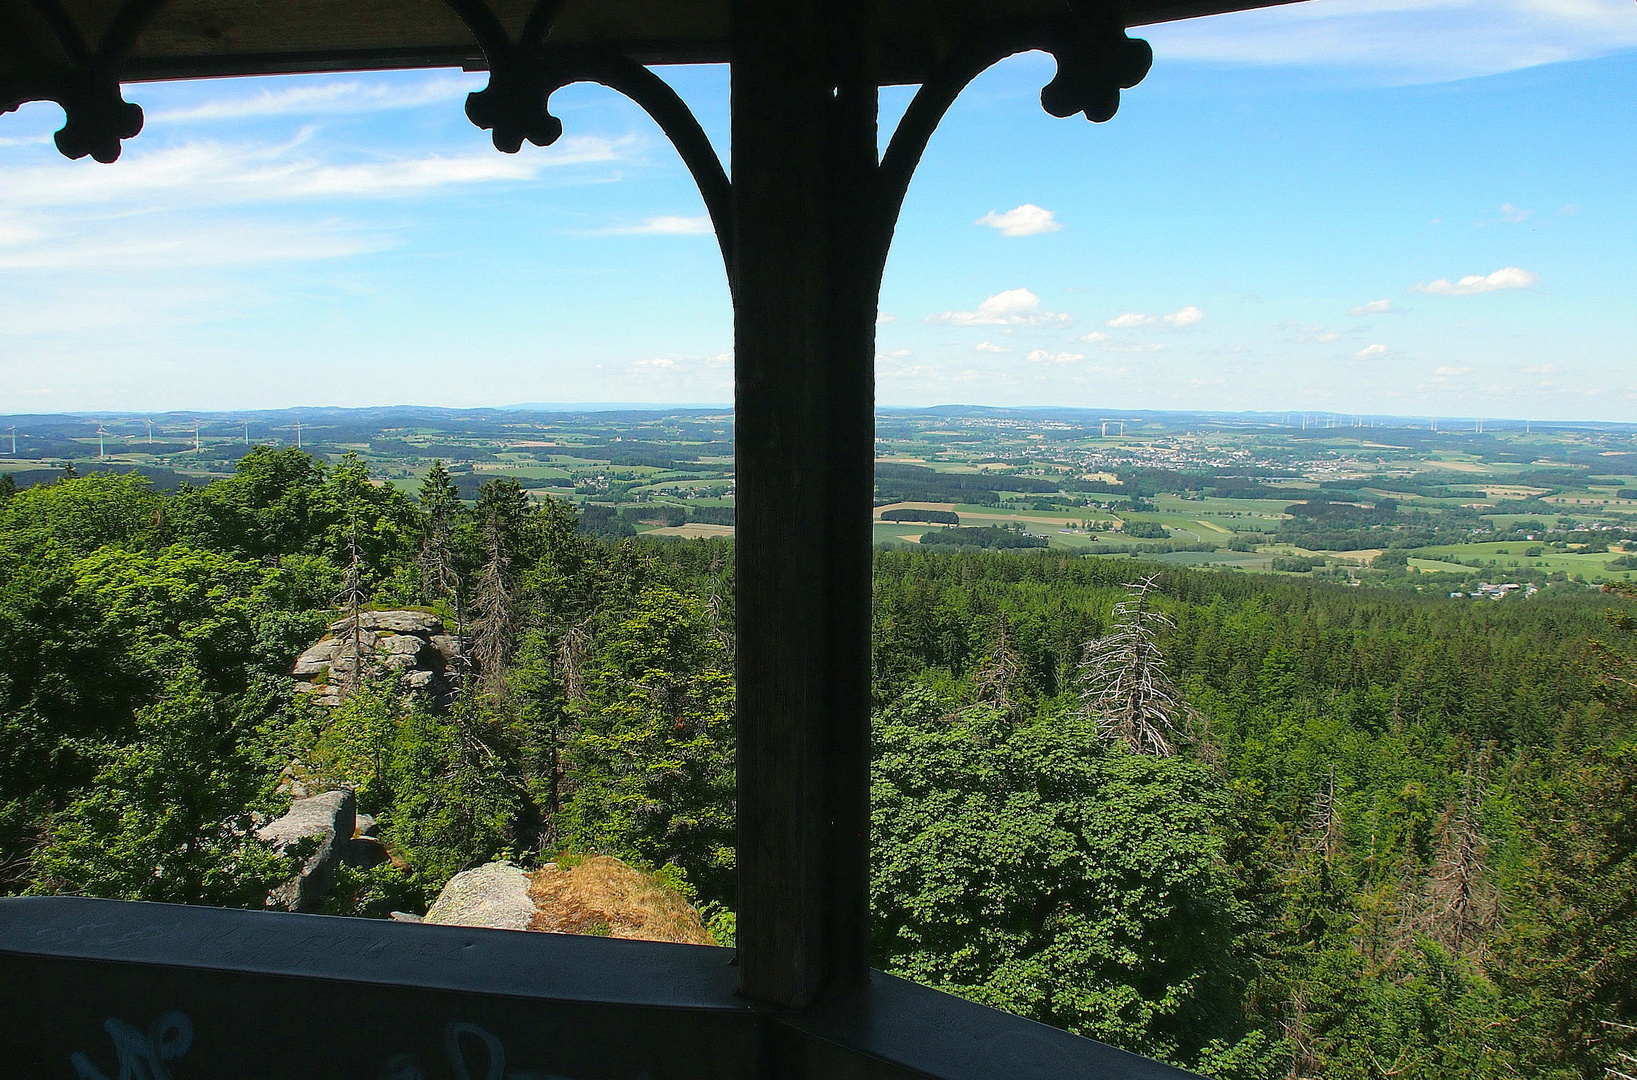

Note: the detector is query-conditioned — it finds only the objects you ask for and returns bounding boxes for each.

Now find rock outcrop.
[424,862,536,931]
[416,856,714,945]
[259,789,355,913]
[291,609,464,708]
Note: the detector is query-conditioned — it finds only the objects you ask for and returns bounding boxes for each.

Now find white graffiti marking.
[72,1012,602,1080]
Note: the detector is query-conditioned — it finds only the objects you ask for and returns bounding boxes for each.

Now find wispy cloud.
[1275,320,1342,343]
[602,214,713,235]
[1026,349,1086,364]
[621,352,732,394]
[149,76,478,124]
[1348,298,1394,316]
[975,341,1010,352]
[1143,0,1637,84]
[975,204,1061,237]
[1105,305,1203,328]
[0,218,387,270]
[0,134,626,210]
[927,288,1069,326]
[1107,312,1154,328]
[1353,343,1391,360]
[1411,266,1539,295]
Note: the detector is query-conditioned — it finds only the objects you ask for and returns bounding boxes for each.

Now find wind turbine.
[94,423,109,459]
[191,419,201,452]
[243,420,251,445]
[4,426,14,455]
[140,418,154,446]
[293,419,303,449]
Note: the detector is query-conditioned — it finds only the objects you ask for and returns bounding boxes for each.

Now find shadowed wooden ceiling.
[2,0,1302,84]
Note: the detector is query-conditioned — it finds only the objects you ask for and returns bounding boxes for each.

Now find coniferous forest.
[1,448,1633,1080]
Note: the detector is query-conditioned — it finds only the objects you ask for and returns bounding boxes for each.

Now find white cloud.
[1079,331,1108,342]
[1412,266,1539,295]
[1354,344,1391,360]
[1349,299,1394,316]
[150,76,477,124]
[975,204,1062,237]
[0,218,387,270]
[927,288,1069,326]
[0,134,624,210]
[1106,306,1200,329]
[974,341,1010,353]
[1433,365,1474,376]
[1106,312,1154,327]
[622,353,732,394]
[1101,342,1169,353]
[876,312,897,324]
[1499,202,1533,223]
[603,214,714,235]
[1026,349,1086,365]
[1276,321,1342,343]
[1142,0,1637,84]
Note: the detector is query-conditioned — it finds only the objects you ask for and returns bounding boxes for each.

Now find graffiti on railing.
[71,1010,191,1080]
[70,1011,617,1080]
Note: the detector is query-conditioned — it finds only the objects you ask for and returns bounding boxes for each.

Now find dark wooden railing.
[0,896,1192,1079]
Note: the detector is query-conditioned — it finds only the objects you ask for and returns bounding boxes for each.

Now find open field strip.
[643,523,735,539]
[1409,557,1474,573]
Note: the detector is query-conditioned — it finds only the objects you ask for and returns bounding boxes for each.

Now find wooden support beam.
[730,0,879,1010]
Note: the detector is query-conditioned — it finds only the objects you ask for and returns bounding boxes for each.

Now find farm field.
[7,404,1637,596]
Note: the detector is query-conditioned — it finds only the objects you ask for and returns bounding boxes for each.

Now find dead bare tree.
[973,614,1029,721]
[472,510,518,698]
[417,517,463,633]
[1602,1020,1637,1080]
[1305,764,1344,865]
[557,615,595,705]
[1422,745,1499,957]
[334,512,369,698]
[1078,575,1191,755]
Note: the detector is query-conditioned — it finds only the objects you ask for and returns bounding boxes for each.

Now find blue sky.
[1,0,1634,420]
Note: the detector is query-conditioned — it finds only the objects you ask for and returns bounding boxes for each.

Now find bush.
[1122,521,1168,539]
[919,526,1047,550]
[882,508,960,525]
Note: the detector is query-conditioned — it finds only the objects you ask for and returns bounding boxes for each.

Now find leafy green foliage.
[872,690,1258,1069]
[30,669,287,906]
[1,456,1631,1080]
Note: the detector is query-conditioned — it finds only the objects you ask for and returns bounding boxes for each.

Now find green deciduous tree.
[30,668,287,906]
[870,686,1260,1072]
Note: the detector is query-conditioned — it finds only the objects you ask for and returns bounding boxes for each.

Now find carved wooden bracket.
[0,0,163,161]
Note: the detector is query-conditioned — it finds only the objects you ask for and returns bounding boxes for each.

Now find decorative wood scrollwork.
[1040,0,1154,123]
[441,0,736,284]
[867,2,1150,288]
[2,0,163,161]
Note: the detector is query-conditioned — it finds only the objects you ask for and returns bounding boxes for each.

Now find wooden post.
[731,0,879,1010]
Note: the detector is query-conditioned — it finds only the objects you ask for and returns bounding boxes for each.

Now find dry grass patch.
[527,855,715,945]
